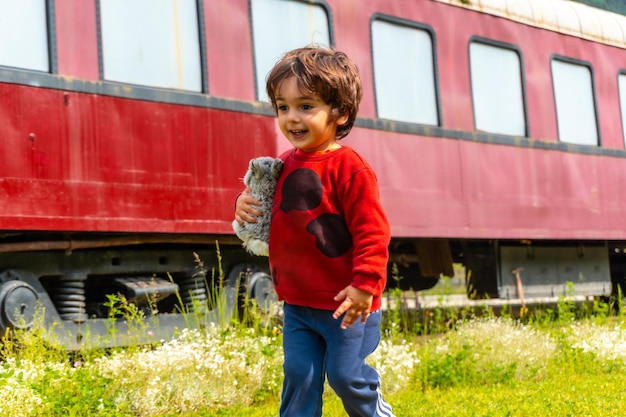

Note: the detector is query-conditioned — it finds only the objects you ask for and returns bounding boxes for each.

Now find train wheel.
[224,263,281,326]
[248,270,278,313]
[0,280,39,332]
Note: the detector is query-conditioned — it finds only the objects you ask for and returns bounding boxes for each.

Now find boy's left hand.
[333,286,373,329]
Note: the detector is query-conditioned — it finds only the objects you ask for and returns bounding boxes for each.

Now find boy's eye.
[277,104,287,112]
[301,104,313,110]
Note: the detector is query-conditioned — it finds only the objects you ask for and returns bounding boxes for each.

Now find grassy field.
[2,293,626,416]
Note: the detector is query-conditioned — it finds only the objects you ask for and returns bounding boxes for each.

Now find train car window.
[469,41,526,137]
[99,0,202,92]
[0,2,49,72]
[618,73,626,148]
[250,0,330,102]
[371,18,438,126]
[551,58,598,146]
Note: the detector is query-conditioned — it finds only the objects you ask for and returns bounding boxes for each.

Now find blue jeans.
[280,303,394,417]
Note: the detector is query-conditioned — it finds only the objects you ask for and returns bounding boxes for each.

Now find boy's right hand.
[235,188,263,225]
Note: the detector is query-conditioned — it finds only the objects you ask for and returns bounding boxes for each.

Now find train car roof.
[435,0,626,49]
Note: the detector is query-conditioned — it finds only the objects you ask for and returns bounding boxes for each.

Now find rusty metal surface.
[0,81,276,235]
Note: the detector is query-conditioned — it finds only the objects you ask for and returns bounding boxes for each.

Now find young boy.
[234,46,394,417]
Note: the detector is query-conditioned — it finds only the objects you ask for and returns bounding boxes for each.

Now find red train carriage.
[1,0,625,347]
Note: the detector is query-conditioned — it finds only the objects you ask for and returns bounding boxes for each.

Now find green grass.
[193,316,626,417]
[3,287,626,416]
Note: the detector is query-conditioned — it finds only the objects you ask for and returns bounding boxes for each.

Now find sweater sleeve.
[341,167,391,297]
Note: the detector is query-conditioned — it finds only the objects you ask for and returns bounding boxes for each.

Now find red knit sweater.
[269,146,391,311]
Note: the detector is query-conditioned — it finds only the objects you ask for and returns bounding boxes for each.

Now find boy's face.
[274,77,348,153]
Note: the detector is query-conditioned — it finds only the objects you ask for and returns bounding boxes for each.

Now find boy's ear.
[333,108,349,126]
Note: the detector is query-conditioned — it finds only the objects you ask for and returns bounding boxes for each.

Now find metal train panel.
[0,81,277,234]
[9,0,621,240]
[346,128,626,240]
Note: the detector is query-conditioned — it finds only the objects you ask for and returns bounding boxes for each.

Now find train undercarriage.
[0,232,276,349]
[389,238,618,300]
[0,232,622,348]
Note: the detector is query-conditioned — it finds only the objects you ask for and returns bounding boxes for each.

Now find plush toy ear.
[251,159,264,179]
[272,159,283,179]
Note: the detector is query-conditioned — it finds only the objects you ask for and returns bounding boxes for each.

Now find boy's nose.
[287,110,300,122]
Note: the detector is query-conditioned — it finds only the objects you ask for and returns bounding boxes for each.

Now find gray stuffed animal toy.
[232,156,283,256]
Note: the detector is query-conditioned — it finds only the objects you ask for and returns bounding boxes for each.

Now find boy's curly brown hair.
[265,46,363,140]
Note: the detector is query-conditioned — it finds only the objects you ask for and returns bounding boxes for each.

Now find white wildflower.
[368,339,420,392]
[566,321,626,360]
[435,317,556,379]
